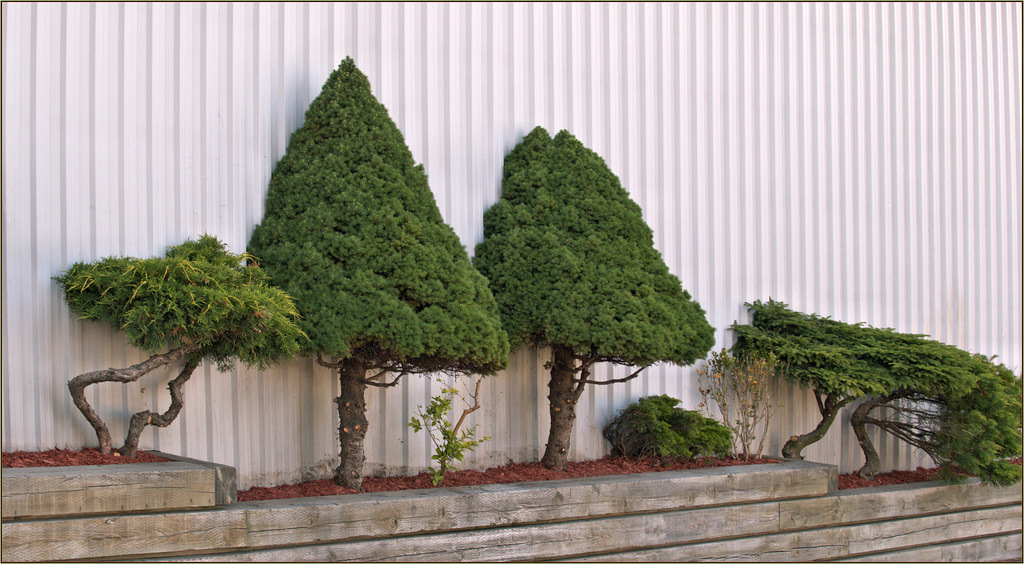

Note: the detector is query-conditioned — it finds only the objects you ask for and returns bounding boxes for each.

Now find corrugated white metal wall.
[3,2,1021,489]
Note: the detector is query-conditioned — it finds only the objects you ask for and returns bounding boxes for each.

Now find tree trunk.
[335,358,369,491]
[119,359,200,458]
[851,395,895,480]
[541,345,579,471]
[67,348,193,455]
[781,393,850,459]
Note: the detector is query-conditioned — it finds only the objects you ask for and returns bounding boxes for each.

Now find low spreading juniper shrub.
[603,395,732,462]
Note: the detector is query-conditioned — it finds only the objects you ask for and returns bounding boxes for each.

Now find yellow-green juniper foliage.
[247,58,508,372]
[55,235,303,369]
[473,126,714,366]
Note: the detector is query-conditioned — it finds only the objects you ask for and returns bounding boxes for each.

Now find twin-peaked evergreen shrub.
[474,126,715,470]
[247,58,508,490]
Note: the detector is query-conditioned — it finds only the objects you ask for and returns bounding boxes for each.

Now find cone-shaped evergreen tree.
[248,58,509,491]
[474,126,715,470]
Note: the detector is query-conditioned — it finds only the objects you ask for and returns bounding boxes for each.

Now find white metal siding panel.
[2,2,1021,488]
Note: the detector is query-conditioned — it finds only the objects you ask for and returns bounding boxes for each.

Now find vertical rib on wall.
[2,2,1021,489]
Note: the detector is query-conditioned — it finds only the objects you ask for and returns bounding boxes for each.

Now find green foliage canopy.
[473,126,714,366]
[603,395,732,460]
[733,299,1022,484]
[55,235,303,368]
[247,57,508,374]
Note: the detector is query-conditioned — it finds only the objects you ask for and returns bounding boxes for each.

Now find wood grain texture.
[837,533,1024,562]
[150,451,237,505]
[1,510,250,562]
[148,503,783,562]
[1,460,828,561]
[2,460,1020,563]
[566,505,1022,561]
[1,462,215,520]
[778,478,1023,529]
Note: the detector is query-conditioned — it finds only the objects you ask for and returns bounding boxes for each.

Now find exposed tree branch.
[574,364,648,386]
[364,368,408,388]
[316,352,346,369]
[452,378,485,433]
[119,358,201,457]
[814,389,826,416]
[67,347,199,455]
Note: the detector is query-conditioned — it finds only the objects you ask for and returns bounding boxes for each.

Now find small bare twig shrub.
[696,348,783,460]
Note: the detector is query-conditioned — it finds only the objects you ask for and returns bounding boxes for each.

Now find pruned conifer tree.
[247,58,508,491]
[474,126,715,471]
[55,235,303,457]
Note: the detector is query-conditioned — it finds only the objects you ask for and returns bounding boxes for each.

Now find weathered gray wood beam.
[837,533,1023,562]
[1,460,832,561]
[1,462,215,520]
[146,502,784,562]
[2,453,236,522]
[564,505,1022,561]
[778,478,1023,529]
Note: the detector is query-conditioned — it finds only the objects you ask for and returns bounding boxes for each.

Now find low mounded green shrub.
[603,395,732,461]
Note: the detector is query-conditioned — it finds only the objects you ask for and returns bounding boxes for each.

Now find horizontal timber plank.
[147,502,784,562]
[0,510,250,562]
[1,462,216,520]
[837,533,1023,562]
[2,459,831,561]
[778,478,1022,529]
[150,451,237,506]
[565,505,1022,562]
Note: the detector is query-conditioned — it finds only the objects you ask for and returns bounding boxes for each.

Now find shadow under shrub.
[603,395,732,461]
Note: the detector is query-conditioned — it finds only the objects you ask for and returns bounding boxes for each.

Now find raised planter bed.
[1,451,235,520]
[1,457,1020,562]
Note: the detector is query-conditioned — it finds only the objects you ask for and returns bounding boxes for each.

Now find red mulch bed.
[5,448,1018,502]
[837,456,1022,490]
[238,455,781,501]
[2,447,170,468]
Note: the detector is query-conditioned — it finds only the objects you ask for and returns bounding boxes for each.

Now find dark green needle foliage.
[733,299,1022,485]
[247,57,508,490]
[55,235,303,456]
[474,126,715,470]
[603,395,732,461]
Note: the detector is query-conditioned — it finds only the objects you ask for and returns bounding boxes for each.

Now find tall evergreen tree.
[248,58,508,491]
[474,126,715,470]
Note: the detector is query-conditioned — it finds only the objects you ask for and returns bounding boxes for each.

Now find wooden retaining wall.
[1,459,1020,562]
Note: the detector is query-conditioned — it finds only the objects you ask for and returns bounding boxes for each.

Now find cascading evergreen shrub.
[55,235,303,457]
[732,299,1022,485]
[603,395,732,460]
[247,57,508,491]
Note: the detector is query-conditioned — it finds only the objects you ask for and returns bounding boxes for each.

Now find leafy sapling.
[408,378,490,485]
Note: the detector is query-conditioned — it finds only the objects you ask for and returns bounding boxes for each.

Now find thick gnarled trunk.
[541,345,580,471]
[335,358,369,491]
[119,359,200,458]
[781,392,851,460]
[851,393,906,480]
[67,348,194,455]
